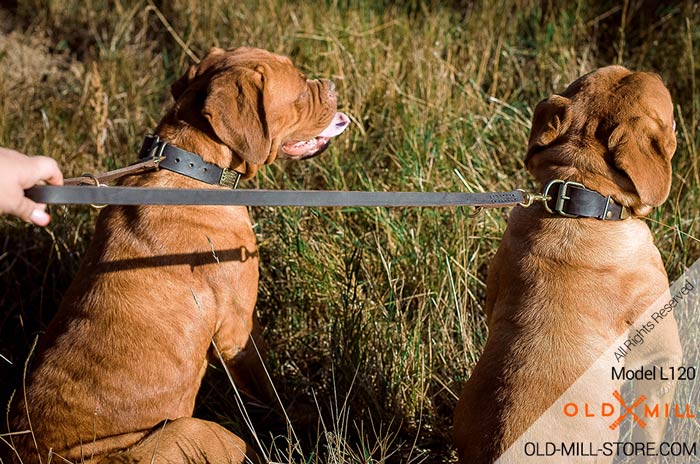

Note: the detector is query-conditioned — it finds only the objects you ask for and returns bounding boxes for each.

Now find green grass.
[1,0,698,462]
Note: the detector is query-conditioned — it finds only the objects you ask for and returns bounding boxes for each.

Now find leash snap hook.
[517,189,550,208]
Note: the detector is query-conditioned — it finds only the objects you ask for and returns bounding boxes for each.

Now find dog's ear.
[525,95,572,167]
[171,48,228,101]
[608,115,676,207]
[171,64,198,101]
[202,68,272,171]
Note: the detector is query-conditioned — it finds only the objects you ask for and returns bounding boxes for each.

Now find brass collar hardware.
[219,168,242,189]
[542,179,585,217]
[518,179,632,221]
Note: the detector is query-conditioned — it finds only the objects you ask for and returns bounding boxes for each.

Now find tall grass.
[0,1,698,462]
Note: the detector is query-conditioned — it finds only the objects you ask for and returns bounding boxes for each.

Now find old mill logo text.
[563,391,696,430]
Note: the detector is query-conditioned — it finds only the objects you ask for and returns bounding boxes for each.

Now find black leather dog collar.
[138,135,241,189]
[542,180,631,220]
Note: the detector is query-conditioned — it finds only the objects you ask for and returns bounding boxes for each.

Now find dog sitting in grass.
[3,46,348,464]
[454,66,681,463]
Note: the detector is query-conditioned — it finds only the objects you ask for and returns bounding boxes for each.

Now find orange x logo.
[609,390,647,430]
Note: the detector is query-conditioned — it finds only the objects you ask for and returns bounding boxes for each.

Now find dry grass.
[0,0,698,462]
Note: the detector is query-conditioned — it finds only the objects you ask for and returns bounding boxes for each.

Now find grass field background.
[0,1,698,462]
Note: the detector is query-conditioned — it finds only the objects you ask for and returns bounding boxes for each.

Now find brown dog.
[454,66,681,463]
[4,47,348,463]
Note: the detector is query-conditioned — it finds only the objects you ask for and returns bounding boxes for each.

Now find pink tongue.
[281,112,350,156]
[318,112,350,138]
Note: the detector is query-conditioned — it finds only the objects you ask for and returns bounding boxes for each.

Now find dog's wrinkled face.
[170,47,349,177]
[525,65,676,216]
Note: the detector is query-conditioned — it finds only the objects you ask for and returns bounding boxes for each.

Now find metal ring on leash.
[82,173,108,209]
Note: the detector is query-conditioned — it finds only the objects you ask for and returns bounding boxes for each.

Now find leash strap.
[64,158,161,186]
[26,179,632,219]
[44,134,632,219]
[25,186,525,208]
[52,135,522,210]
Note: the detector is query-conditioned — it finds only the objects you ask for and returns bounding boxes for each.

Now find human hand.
[0,148,63,226]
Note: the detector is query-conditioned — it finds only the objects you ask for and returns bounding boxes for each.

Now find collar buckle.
[542,179,585,218]
[148,136,167,166]
[139,134,167,164]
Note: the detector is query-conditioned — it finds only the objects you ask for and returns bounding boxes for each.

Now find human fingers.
[31,156,63,186]
[14,196,51,226]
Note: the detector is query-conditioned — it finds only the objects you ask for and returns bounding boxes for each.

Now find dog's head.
[525,65,676,216]
[168,47,349,178]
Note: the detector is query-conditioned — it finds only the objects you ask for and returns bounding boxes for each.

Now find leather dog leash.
[26,185,526,208]
[24,136,631,219]
[26,179,631,219]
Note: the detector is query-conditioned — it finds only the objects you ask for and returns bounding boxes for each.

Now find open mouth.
[281,112,350,159]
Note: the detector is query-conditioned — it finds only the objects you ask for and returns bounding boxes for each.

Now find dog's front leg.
[210,274,275,407]
[220,313,275,405]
